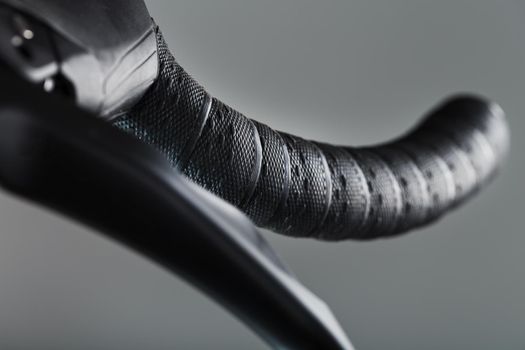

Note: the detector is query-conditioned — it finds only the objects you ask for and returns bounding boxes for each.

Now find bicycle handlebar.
[0,1,511,348]
[115,27,510,240]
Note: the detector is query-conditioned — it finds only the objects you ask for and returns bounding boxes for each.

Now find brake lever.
[0,63,354,349]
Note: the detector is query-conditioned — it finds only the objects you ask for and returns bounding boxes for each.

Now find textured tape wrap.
[114,27,510,240]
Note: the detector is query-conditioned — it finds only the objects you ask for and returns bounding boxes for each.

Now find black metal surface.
[0,65,354,350]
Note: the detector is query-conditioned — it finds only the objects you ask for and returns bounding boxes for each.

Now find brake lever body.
[0,0,158,117]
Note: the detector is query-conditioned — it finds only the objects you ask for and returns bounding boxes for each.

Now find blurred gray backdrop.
[1,1,524,349]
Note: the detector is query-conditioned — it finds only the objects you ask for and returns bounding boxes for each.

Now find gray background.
[0,0,524,349]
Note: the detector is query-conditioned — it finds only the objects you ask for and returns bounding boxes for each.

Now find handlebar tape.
[114,27,510,240]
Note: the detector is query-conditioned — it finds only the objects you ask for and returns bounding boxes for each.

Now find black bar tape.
[314,143,370,240]
[394,141,456,224]
[114,27,510,240]
[244,121,290,227]
[177,94,213,169]
[269,133,332,237]
[348,149,404,239]
[372,146,431,235]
